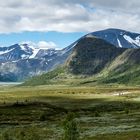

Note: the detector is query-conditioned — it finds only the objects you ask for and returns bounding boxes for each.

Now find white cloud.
[0,0,139,33]
[21,41,57,49]
[37,41,57,49]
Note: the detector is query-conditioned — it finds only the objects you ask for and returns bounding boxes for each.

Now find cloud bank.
[0,0,140,33]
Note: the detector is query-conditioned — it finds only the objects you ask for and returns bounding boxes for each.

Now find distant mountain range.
[0,43,58,62]
[0,43,73,81]
[1,28,140,82]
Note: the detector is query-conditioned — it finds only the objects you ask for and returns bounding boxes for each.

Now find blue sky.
[0,31,86,48]
[0,0,139,49]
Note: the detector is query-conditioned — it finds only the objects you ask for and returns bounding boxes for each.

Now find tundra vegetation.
[0,84,140,139]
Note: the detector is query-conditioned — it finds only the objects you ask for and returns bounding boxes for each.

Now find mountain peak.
[90,28,140,48]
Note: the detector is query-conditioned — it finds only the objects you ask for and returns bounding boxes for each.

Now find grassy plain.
[0,84,140,139]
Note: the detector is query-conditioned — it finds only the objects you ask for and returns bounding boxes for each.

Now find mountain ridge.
[1,28,140,82]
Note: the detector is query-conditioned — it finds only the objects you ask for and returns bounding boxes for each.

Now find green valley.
[0,85,140,139]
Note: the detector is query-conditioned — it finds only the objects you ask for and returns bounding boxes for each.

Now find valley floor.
[0,85,140,139]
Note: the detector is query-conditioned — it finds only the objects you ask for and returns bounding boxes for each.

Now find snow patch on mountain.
[0,48,15,55]
[117,38,122,48]
[85,34,95,38]
[135,36,140,46]
[21,54,29,59]
[123,35,140,48]
[20,44,27,51]
[29,48,40,59]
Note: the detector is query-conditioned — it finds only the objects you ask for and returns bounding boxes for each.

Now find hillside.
[100,49,140,85]
[66,36,126,75]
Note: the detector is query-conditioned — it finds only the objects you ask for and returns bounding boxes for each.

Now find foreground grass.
[0,85,140,139]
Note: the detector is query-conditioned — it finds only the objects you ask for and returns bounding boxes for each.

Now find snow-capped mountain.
[88,28,140,48]
[64,29,140,53]
[0,43,59,63]
[1,28,140,82]
[0,43,72,81]
[0,44,31,62]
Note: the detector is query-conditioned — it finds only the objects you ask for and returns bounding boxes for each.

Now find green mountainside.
[22,36,140,86]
